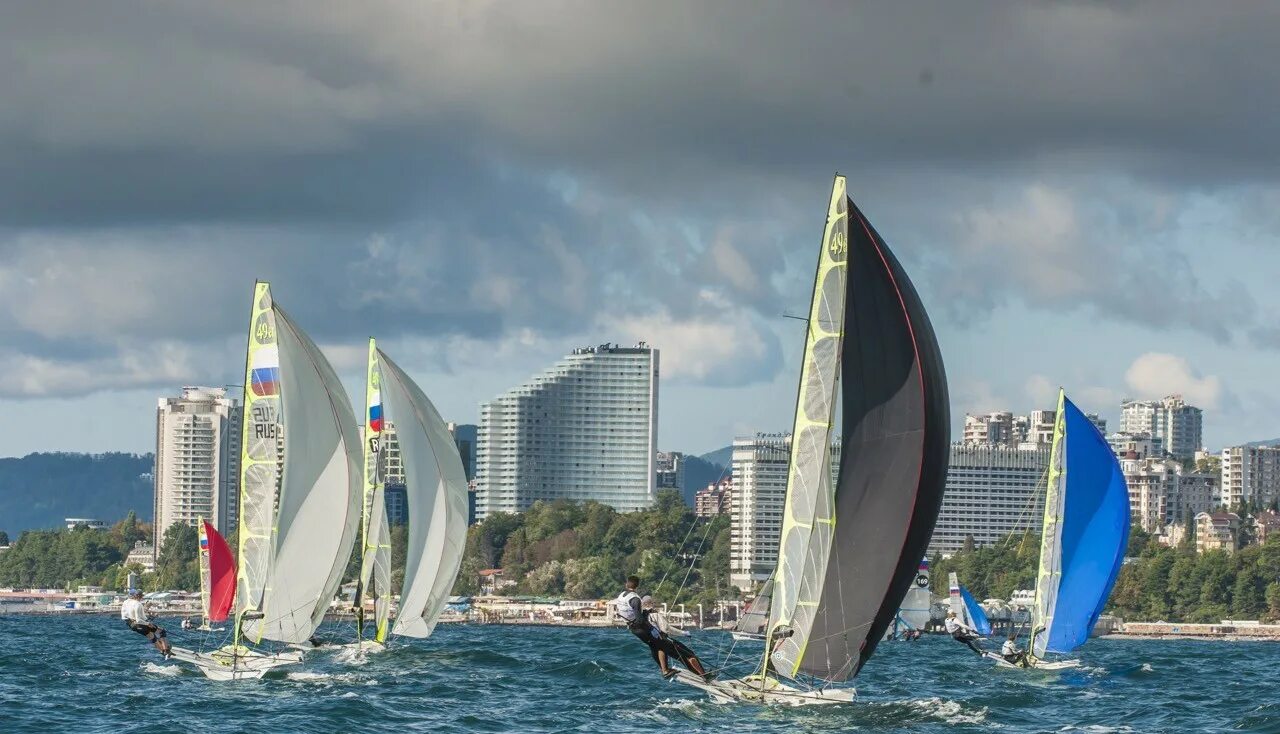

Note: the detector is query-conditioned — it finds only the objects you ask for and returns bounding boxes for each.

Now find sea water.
[1,616,1276,733]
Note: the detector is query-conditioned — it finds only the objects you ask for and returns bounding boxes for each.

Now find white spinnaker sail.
[377,348,469,637]
[242,305,362,644]
[767,176,849,676]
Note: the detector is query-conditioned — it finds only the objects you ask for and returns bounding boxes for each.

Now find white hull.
[168,645,304,681]
[983,652,1081,671]
[730,632,765,642]
[670,670,855,706]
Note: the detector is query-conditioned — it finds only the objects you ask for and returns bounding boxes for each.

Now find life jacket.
[615,590,644,628]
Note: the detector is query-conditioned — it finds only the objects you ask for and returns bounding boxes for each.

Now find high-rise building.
[475,343,658,520]
[1124,457,1218,533]
[655,451,685,494]
[961,407,1103,449]
[729,434,790,591]
[449,423,478,481]
[694,479,732,518]
[729,433,839,591]
[928,444,1050,555]
[1120,395,1203,460]
[1220,445,1280,509]
[152,387,241,553]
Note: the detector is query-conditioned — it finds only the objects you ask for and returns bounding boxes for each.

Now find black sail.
[796,196,950,681]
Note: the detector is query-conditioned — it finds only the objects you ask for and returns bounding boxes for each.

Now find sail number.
[251,404,279,439]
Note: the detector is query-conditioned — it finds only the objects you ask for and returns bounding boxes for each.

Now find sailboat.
[886,559,933,639]
[988,390,1129,671]
[672,174,950,705]
[195,518,234,632]
[731,579,772,642]
[948,572,991,636]
[345,338,469,650]
[169,281,363,680]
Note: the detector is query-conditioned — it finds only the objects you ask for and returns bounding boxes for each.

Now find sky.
[3,1,1280,458]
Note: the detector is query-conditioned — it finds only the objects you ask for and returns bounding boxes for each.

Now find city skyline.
[5,5,1280,458]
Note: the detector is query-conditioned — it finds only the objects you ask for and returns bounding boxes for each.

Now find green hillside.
[0,452,153,537]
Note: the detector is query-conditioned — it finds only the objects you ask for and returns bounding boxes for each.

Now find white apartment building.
[728,433,840,591]
[929,444,1051,555]
[961,408,1105,450]
[474,343,658,520]
[152,387,241,553]
[1120,395,1203,460]
[1220,445,1280,509]
[1124,457,1217,533]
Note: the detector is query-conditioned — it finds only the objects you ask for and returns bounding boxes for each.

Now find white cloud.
[1123,352,1222,409]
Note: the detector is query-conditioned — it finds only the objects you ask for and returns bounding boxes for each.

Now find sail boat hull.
[670,670,856,706]
[168,645,303,681]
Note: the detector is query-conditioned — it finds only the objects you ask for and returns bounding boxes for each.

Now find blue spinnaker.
[960,586,992,636]
[1037,395,1130,656]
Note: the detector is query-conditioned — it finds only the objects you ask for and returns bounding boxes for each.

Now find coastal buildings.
[961,409,1103,449]
[729,433,839,590]
[126,541,156,572]
[474,343,659,520]
[152,387,241,552]
[1122,457,1217,533]
[655,451,684,493]
[929,444,1051,555]
[1195,511,1241,553]
[1120,395,1203,460]
[694,479,732,518]
[729,434,790,591]
[1219,445,1280,509]
[64,518,106,530]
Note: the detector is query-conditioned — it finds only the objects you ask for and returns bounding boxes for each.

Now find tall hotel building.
[928,444,1051,555]
[474,343,658,520]
[152,387,241,552]
[729,433,839,591]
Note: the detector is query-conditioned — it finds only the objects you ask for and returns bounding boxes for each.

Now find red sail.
[202,520,237,622]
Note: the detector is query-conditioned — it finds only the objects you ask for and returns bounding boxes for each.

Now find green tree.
[155,522,199,590]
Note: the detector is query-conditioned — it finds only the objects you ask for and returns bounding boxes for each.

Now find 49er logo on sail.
[828,230,847,261]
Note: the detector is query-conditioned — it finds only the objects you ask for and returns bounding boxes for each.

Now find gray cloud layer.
[1,1,1278,397]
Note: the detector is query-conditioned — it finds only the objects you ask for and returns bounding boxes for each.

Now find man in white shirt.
[944,611,984,655]
[121,590,171,656]
[614,575,712,682]
[1000,633,1029,667]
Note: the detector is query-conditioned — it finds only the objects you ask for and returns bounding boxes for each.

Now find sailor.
[121,590,172,656]
[614,575,712,682]
[1001,633,1029,667]
[944,610,984,655]
[641,595,713,681]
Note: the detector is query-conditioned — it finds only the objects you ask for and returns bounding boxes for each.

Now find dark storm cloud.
[1,1,1278,397]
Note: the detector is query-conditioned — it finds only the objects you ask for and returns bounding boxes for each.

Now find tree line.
[933,527,1280,623]
[0,513,201,592]
[451,490,734,606]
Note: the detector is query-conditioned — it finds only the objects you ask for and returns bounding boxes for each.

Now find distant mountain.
[1244,438,1280,448]
[699,445,733,470]
[680,454,729,505]
[0,452,153,536]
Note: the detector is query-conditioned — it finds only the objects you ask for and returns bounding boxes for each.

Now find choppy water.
[1,616,1277,733]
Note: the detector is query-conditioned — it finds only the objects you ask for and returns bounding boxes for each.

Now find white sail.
[241,302,362,644]
[359,338,393,642]
[376,348,469,638]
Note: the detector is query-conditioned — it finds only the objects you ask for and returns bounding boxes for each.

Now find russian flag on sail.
[199,536,209,550]
[251,366,281,396]
[369,402,383,433]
